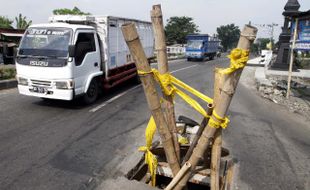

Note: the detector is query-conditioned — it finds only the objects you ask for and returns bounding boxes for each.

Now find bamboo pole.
[181,103,213,165]
[211,129,222,190]
[286,18,299,99]
[165,162,191,190]
[151,4,180,162]
[121,23,180,176]
[210,69,224,190]
[171,25,257,190]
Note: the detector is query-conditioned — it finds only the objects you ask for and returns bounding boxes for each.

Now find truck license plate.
[32,86,47,93]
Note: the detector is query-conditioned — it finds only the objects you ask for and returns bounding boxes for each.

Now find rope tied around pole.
[138,69,214,118]
[220,48,249,75]
[208,111,230,129]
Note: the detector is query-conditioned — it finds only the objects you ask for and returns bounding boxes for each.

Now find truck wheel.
[187,58,192,61]
[83,79,98,104]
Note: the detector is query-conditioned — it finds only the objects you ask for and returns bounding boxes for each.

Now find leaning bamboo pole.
[165,162,192,190]
[210,129,222,190]
[171,25,257,190]
[151,4,180,162]
[181,103,213,165]
[121,23,180,176]
[210,69,224,190]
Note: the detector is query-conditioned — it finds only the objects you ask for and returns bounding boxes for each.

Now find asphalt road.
[0,58,309,190]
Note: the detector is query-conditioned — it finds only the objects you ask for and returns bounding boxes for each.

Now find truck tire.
[187,58,192,61]
[83,79,99,104]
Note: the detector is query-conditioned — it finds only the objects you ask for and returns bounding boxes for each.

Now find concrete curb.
[0,79,17,90]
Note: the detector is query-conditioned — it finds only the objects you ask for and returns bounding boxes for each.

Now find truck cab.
[16,23,102,102]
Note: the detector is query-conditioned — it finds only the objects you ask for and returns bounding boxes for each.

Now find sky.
[1,0,310,41]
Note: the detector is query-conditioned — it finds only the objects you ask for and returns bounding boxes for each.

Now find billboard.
[291,19,310,50]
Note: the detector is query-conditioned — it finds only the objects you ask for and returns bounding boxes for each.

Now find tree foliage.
[216,24,240,51]
[0,16,13,29]
[15,14,32,29]
[165,16,199,44]
[53,6,91,15]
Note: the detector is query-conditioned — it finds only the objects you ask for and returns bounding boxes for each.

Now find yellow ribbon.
[208,111,230,129]
[138,69,213,118]
[178,136,189,145]
[220,48,249,74]
[138,117,157,186]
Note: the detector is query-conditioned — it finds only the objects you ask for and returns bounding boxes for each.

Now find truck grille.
[30,79,52,87]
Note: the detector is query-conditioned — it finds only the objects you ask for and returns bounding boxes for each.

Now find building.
[271,0,310,70]
[0,28,25,64]
[166,44,186,55]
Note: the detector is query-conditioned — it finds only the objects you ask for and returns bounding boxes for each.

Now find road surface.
[0,57,309,190]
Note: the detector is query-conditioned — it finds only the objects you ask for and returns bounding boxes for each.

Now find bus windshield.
[19,28,72,58]
[187,40,203,50]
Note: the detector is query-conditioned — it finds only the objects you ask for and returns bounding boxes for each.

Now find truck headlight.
[54,80,74,89]
[55,81,68,89]
[17,77,28,86]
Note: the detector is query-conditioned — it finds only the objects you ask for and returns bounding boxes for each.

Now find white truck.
[16,15,154,103]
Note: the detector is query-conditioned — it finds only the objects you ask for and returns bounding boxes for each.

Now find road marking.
[171,64,197,73]
[89,63,198,112]
[89,85,141,112]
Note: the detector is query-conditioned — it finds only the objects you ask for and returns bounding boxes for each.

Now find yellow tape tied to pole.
[137,48,249,186]
[138,117,157,186]
[220,48,249,75]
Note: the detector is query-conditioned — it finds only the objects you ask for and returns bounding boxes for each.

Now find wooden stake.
[286,18,299,99]
[121,23,180,176]
[210,69,224,190]
[211,129,222,190]
[171,25,257,190]
[151,4,180,162]
[165,162,191,190]
[181,103,213,166]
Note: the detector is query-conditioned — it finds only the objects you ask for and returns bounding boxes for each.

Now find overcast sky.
[1,0,310,40]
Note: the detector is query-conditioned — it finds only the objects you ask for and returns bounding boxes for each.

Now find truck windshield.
[19,28,71,58]
[187,40,203,50]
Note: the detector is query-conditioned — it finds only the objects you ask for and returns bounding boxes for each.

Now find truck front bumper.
[18,85,74,100]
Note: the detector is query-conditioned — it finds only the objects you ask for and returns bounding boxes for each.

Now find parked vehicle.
[185,34,220,61]
[16,15,154,103]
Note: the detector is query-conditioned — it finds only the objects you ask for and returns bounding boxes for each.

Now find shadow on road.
[32,79,141,110]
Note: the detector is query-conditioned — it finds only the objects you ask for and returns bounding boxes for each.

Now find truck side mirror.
[68,45,76,57]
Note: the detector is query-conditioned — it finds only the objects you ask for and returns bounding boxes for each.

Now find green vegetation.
[0,67,16,80]
[0,16,13,28]
[15,14,32,29]
[216,24,240,52]
[165,16,199,44]
[53,7,91,15]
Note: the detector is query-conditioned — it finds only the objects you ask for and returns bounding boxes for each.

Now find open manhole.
[126,145,234,189]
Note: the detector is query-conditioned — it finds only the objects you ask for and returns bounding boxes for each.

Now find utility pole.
[255,23,278,50]
[267,23,278,50]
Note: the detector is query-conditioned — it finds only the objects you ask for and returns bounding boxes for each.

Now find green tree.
[216,24,240,52]
[15,14,32,29]
[165,16,199,44]
[53,6,91,15]
[0,16,13,28]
